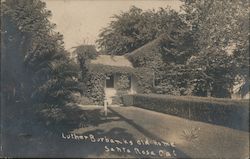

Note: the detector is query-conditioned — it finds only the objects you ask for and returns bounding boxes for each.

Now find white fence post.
[104,97,108,117]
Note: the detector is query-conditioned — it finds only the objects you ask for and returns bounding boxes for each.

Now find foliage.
[97,6,189,55]
[32,58,80,105]
[76,96,95,105]
[88,64,154,94]
[72,45,107,104]
[1,0,80,125]
[37,104,67,125]
[112,73,132,105]
[126,37,193,95]
[1,0,50,103]
[182,126,200,142]
[134,68,154,94]
[36,103,93,127]
[153,64,193,96]
[116,74,131,91]
[74,45,98,61]
[81,72,105,105]
[73,45,98,81]
[97,1,249,98]
[181,0,249,97]
[121,94,134,106]
[103,6,195,96]
[85,64,153,103]
[124,94,249,130]
[125,35,165,70]
[186,52,236,97]
[111,90,127,105]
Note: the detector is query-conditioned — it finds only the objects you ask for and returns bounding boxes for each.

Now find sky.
[45,0,182,51]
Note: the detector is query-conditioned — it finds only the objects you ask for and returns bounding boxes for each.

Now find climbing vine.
[116,74,130,91]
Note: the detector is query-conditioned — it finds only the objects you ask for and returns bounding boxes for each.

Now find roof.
[90,55,133,68]
[124,34,166,58]
[124,34,166,69]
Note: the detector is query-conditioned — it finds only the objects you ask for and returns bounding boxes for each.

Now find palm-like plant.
[37,58,80,105]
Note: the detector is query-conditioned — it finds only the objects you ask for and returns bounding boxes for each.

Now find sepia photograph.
[1,0,249,158]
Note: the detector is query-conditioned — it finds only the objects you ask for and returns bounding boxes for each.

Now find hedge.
[122,94,249,131]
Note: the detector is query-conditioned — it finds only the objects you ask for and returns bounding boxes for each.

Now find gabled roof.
[124,34,166,69]
[90,55,133,68]
[124,34,166,58]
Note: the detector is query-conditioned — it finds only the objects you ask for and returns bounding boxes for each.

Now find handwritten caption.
[62,133,177,157]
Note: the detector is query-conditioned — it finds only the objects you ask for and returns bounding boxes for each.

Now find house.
[83,33,247,105]
[88,55,139,105]
[125,34,165,70]
[87,35,165,105]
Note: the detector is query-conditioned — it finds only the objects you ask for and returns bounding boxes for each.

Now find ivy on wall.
[116,74,130,91]
[81,72,105,105]
[134,68,154,94]
[79,62,154,104]
[89,64,154,95]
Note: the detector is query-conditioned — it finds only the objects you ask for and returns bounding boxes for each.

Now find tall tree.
[1,0,52,103]
[97,6,190,56]
[181,0,249,97]
[97,6,196,96]
[1,0,79,105]
[73,45,98,81]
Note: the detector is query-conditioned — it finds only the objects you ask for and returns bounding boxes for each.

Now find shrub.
[78,96,95,105]
[122,94,134,106]
[111,90,129,105]
[122,94,249,131]
[36,104,67,125]
[182,126,200,142]
[111,96,122,105]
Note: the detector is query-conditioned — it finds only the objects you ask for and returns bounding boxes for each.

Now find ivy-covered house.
[88,55,138,104]
[80,35,167,105]
[86,51,159,105]
[81,35,167,105]
[79,33,249,104]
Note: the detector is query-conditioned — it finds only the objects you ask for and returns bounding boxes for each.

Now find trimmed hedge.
[122,94,249,131]
[122,94,134,106]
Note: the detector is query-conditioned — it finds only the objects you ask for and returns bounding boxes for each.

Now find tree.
[97,6,197,95]
[73,45,98,81]
[1,0,52,103]
[1,0,79,106]
[97,6,190,55]
[72,45,105,104]
[31,56,80,105]
[181,0,249,97]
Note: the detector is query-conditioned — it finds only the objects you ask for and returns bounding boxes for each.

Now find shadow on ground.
[2,102,189,158]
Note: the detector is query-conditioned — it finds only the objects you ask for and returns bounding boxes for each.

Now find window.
[106,74,114,88]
